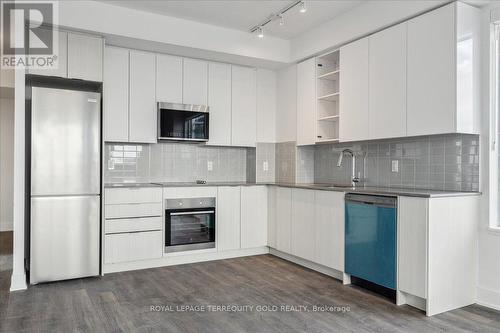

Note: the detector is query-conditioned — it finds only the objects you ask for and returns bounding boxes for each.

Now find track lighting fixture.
[257,26,264,38]
[279,14,284,26]
[300,1,307,13]
[249,1,307,38]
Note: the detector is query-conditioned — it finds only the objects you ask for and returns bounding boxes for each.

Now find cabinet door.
[407,4,455,136]
[398,196,427,298]
[276,187,292,253]
[67,33,103,82]
[315,191,344,270]
[207,62,232,146]
[267,186,277,248]
[231,65,257,147]
[103,47,129,142]
[291,189,315,261]
[369,23,407,139]
[241,186,268,248]
[183,58,208,105]
[156,54,183,104]
[29,30,68,78]
[296,58,316,146]
[257,69,277,143]
[339,37,369,142]
[129,51,156,143]
[104,230,162,264]
[217,187,241,251]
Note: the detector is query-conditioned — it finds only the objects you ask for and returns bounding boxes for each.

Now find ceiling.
[97,1,364,39]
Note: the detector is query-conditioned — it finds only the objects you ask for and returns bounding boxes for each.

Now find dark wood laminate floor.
[1,254,499,333]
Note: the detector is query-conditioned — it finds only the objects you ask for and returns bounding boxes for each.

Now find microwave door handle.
[170,210,215,216]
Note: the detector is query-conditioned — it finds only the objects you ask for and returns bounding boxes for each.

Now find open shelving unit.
[316,50,340,143]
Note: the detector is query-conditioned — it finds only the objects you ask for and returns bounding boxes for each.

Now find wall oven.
[165,197,215,253]
[157,102,209,142]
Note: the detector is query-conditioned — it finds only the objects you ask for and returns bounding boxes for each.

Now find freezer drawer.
[345,196,397,290]
[30,196,100,284]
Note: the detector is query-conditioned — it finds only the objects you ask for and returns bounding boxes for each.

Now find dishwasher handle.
[345,193,397,208]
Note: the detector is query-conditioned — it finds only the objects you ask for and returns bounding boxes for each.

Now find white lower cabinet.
[315,191,344,271]
[276,187,292,253]
[267,186,277,249]
[291,189,316,261]
[217,187,241,251]
[240,186,268,248]
[105,231,162,264]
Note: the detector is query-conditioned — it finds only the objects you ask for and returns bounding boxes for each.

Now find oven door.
[158,108,209,141]
[165,208,215,252]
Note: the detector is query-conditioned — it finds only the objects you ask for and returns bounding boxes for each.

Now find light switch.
[391,160,399,173]
[207,161,213,171]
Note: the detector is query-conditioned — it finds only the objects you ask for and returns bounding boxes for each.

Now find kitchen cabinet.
[231,65,257,147]
[256,69,277,143]
[315,191,344,271]
[369,23,407,139]
[267,186,277,248]
[240,186,268,248]
[339,37,369,142]
[407,2,480,136]
[296,58,316,146]
[207,62,232,146]
[29,30,68,78]
[291,189,315,261]
[103,47,129,142]
[67,33,103,82]
[183,58,208,105]
[104,187,163,265]
[276,187,292,253]
[217,187,241,251]
[129,51,156,143]
[156,54,183,104]
[397,195,479,316]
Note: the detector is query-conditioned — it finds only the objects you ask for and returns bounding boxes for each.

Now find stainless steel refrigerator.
[30,86,101,284]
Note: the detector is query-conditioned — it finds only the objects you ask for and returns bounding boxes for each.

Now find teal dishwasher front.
[345,194,397,290]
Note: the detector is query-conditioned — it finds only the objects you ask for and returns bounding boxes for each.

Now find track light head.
[299,1,307,13]
[279,14,284,26]
[257,26,264,38]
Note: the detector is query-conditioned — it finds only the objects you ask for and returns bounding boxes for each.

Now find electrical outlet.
[391,160,399,173]
[207,161,213,171]
[263,161,269,171]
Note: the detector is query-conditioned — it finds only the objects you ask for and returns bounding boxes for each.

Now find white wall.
[58,1,290,67]
[0,98,14,231]
[276,65,297,142]
[477,3,500,311]
[290,0,447,62]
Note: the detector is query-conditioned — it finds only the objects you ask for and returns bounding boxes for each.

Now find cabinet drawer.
[105,217,162,234]
[105,203,162,219]
[104,230,162,264]
[105,187,162,204]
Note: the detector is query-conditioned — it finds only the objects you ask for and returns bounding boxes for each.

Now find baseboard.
[10,272,27,291]
[269,248,344,281]
[103,246,270,274]
[477,286,500,311]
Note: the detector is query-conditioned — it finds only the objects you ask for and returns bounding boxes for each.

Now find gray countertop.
[104,181,481,198]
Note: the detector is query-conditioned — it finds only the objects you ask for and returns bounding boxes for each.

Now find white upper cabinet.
[256,69,277,143]
[369,23,407,139]
[129,51,156,143]
[156,54,183,104]
[104,47,129,142]
[29,30,68,78]
[407,3,480,136]
[67,33,103,82]
[241,186,268,249]
[231,65,257,147]
[339,37,369,142]
[296,58,317,146]
[407,4,455,136]
[207,62,232,146]
[183,58,208,105]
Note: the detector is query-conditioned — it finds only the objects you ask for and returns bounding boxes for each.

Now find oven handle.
[169,210,215,216]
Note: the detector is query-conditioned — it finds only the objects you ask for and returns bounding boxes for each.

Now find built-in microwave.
[157,102,209,142]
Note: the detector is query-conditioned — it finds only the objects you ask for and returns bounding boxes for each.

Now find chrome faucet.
[337,148,360,187]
